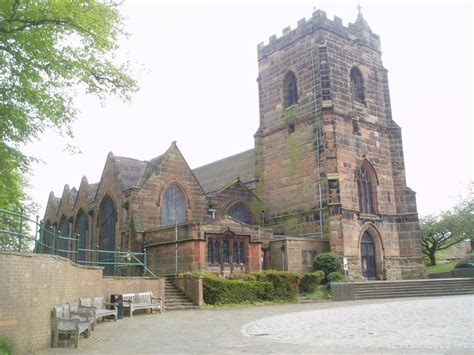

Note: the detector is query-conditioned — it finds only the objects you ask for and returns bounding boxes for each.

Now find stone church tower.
[255,9,425,279]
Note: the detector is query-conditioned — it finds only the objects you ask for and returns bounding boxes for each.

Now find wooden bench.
[80,296,118,323]
[52,304,92,348]
[122,292,162,317]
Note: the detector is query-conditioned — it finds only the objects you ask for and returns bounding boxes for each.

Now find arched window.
[228,204,253,225]
[161,184,186,227]
[58,216,70,258]
[232,241,238,265]
[350,66,366,105]
[283,71,298,107]
[356,160,378,214]
[99,196,116,275]
[239,242,245,264]
[76,211,88,264]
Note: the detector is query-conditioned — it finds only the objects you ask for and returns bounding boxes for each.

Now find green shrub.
[327,271,347,283]
[313,252,341,277]
[203,276,272,305]
[251,271,300,301]
[228,273,257,281]
[299,271,325,293]
[0,335,15,355]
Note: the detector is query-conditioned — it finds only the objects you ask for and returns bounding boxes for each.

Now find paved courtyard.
[40,295,473,354]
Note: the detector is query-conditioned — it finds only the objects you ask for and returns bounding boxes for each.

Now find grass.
[301,288,331,300]
[425,261,457,274]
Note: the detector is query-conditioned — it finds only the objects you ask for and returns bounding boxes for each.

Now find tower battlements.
[257,9,381,60]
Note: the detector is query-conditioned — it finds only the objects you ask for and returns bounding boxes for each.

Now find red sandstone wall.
[0,252,164,354]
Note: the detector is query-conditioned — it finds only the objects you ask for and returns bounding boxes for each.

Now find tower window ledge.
[358,213,381,221]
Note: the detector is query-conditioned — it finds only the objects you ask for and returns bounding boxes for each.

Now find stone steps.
[353,278,474,300]
[164,278,199,311]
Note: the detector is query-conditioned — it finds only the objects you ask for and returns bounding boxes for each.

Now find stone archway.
[361,232,376,279]
[359,224,384,280]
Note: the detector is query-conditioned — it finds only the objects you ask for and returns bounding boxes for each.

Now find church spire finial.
[357,4,362,15]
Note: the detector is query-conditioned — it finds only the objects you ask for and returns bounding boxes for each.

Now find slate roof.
[192,149,256,194]
[89,183,99,201]
[113,156,148,190]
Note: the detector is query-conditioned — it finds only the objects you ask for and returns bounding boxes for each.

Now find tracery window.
[58,216,70,258]
[228,203,253,225]
[356,161,378,214]
[239,242,244,264]
[350,66,366,105]
[283,71,298,107]
[99,196,116,275]
[161,184,186,227]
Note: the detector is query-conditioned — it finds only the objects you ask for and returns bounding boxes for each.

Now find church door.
[361,232,376,279]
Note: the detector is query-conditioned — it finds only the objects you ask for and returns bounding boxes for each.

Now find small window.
[302,250,308,265]
[350,66,366,105]
[283,71,298,107]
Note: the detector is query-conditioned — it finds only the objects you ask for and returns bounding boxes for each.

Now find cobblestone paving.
[40,296,473,354]
[241,295,474,351]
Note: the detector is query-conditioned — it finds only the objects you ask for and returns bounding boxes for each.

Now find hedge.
[251,271,300,301]
[203,276,272,305]
[299,271,324,293]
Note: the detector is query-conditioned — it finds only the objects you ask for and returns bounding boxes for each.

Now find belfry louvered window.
[350,66,366,105]
[99,197,116,276]
[58,216,70,258]
[283,71,298,107]
[161,184,186,227]
[76,211,88,264]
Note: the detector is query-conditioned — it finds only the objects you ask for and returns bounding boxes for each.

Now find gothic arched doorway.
[361,232,377,279]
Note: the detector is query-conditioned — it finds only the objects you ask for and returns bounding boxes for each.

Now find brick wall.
[0,251,164,354]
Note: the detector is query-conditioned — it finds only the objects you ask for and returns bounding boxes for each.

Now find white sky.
[22,0,473,219]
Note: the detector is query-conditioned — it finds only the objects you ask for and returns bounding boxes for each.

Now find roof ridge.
[193,148,254,171]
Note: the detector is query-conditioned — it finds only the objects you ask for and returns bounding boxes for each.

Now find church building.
[41,9,425,280]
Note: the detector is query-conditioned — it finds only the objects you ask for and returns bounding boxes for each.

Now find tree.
[0,0,138,210]
[420,186,473,266]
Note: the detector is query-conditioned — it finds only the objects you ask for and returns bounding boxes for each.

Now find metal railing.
[0,208,156,277]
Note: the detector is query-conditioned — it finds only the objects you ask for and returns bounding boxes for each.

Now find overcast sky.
[23,0,472,219]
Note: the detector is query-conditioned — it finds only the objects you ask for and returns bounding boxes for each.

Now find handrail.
[0,208,157,278]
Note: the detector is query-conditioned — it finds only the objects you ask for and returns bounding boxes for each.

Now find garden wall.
[0,251,165,354]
